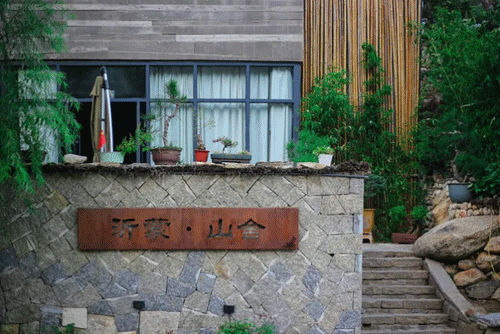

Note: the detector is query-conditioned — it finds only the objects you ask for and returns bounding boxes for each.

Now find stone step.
[365,294,438,300]
[363,297,443,310]
[362,257,423,269]
[363,308,443,314]
[363,278,427,285]
[361,324,456,334]
[362,313,449,326]
[362,285,436,296]
[363,244,415,259]
[363,269,428,280]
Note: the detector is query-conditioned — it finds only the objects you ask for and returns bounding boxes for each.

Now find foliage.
[288,68,353,162]
[217,321,276,334]
[312,146,334,155]
[411,205,428,221]
[386,205,408,235]
[51,323,79,334]
[290,43,421,241]
[116,118,154,154]
[417,5,500,197]
[213,136,238,153]
[0,0,80,195]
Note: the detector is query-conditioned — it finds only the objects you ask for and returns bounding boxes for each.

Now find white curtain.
[197,67,246,159]
[150,66,193,163]
[249,67,293,163]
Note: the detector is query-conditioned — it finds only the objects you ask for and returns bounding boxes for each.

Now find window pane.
[150,66,194,99]
[250,67,293,100]
[61,66,146,98]
[150,103,194,164]
[198,103,245,157]
[198,66,245,99]
[250,103,292,163]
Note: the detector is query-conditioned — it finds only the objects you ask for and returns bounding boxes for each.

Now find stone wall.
[0,165,364,334]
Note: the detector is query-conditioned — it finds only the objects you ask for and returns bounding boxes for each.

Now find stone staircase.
[361,245,456,334]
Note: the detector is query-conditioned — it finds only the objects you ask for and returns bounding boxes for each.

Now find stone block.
[319,234,362,255]
[304,300,325,321]
[197,273,216,293]
[127,255,157,275]
[168,181,197,206]
[179,251,205,285]
[138,179,167,207]
[141,293,182,312]
[63,284,101,308]
[41,262,68,286]
[19,321,39,334]
[59,249,89,276]
[245,181,287,208]
[5,304,41,325]
[154,255,183,279]
[268,260,293,284]
[138,273,167,295]
[139,311,180,334]
[349,178,364,195]
[0,248,18,274]
[321,196,345,215]
[13,236,33,259]
[26,278,59,305]
[230,269,253,295]
[44,190,69,216]
[62,307,87,329]
[86,314,117,334]
[88,300,113,316]
[167,277,195,298]
[120,189,149,207]
[184,291,210,313]
[337,310,361,329]
[208,295,224,316]
[332,254,356,272]
[34,244,57,271]
[115,313,139,332]
[303,265,322,294]
[338,195,363,214]
[0,324,19,334]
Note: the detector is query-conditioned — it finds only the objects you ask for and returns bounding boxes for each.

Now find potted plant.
[149,79,186,165]
[390,205,424,244]
[194,134,209,162]
[210,136,251,164]
[313,145,334,165]
[115,122,152,160]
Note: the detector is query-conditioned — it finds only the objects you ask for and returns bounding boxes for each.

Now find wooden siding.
[303,0,421,143]
[50,1,303,62]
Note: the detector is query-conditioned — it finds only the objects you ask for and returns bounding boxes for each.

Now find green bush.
[217,321,276,334]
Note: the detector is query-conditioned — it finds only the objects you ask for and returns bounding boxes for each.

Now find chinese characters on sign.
[78,208,298,251]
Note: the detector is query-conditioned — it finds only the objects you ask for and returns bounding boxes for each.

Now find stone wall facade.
[0,166,364,334]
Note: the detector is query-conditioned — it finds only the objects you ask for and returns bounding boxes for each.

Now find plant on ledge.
[211,136,251,164]
[194,133,209,162]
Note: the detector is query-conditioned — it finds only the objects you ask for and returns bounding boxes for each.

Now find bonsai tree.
[153,79,187,149]
[195,134,206,151]
[213,136,238,153]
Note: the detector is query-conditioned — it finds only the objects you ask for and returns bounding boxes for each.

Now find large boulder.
[412,215,499,261]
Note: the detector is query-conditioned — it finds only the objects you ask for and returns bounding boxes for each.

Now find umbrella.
[89,66,114,162]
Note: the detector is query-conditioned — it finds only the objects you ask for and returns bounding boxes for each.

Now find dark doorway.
[74,101,145,164]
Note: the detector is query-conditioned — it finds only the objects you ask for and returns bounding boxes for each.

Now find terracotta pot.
[194,149,209,162]
[151,148,181,165]
[391,233,421,244]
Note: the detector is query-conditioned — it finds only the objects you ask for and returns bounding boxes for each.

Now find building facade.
[47,1,304,164]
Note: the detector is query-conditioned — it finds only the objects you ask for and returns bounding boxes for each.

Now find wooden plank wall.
[52,0,303,62]
[303,0,421,143]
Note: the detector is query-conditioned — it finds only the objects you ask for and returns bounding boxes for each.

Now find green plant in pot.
[313,145,334,166]
[115,120,153,160]
[210,136,251,164]
[149,79,186,165]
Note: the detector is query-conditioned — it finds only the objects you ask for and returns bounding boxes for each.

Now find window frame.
[47,61,301,162]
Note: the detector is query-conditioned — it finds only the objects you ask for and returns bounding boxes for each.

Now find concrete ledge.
[425,258,472,323]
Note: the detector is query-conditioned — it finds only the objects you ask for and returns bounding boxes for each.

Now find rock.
[63,154,87,164]
[297,162,326,170]
[486,236,500,254]
[465,280,500,299]
[491,287,500,300]
[476,252,500,272]
[474,313,500,327]
[431,190,451,225]
[412,215,500,261]
[458,260,476,271]
[465,305,487,317]
[444,264,459,276]
[454,268,487,287]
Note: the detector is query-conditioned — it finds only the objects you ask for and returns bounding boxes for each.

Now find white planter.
[318,154,333,166]
[100,152,124,164]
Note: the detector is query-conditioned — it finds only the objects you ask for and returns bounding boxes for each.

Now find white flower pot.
[318,154,333,166]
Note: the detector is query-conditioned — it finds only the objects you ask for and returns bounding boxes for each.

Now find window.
[49,62,300,164]
[150,63,299,164]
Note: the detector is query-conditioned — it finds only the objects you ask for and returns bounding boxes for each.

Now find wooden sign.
[78,208,298,250]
